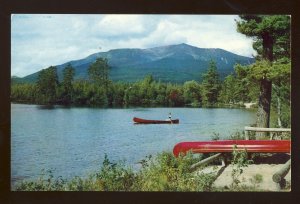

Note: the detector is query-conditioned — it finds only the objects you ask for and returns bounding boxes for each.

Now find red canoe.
[173,140,291,157]
[133,117,179,124]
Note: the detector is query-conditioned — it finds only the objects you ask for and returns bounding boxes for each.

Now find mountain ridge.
[18,43,255,83]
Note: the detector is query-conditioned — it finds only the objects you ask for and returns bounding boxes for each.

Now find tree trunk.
[272,84,283,128]
[262,33,274,62]
[256,78,272,138]
[255,32,274,139]
[277,95,282,128]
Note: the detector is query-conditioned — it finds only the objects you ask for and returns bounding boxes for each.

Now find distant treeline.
[11,60,259,107]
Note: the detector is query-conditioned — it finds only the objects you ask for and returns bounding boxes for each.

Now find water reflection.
[37,105,55,110]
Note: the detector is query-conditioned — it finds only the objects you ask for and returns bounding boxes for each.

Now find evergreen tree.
[88,58,110,90]
[36,66,59,104]
[183,80,202,106]
[236,15,290,129]
[201,60,220,106]
[87,58,110,106]
[124,84,140,106]
[61,63,75,104]
[218,74,237,104]
[247,60,291,128]
[111,82,127,106]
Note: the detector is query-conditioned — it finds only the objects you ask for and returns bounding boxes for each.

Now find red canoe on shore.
[133,117,179,124]
[173,140,291,157]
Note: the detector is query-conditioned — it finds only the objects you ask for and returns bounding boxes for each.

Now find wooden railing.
[244,126,291,140]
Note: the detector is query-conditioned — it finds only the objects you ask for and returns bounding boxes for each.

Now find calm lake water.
[11,103,256,185]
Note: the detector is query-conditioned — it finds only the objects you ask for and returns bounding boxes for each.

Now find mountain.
[19,43,254,83]
[11,76,26,84]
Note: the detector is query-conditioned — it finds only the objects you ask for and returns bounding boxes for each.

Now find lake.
[11,103,256,185]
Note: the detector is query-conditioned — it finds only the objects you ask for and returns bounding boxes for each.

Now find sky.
[11,14,256,77]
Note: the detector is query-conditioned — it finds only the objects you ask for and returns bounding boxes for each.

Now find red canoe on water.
[173,140,291,157]
[133,117,179,124]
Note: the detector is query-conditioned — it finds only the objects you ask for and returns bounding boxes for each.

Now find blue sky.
[11,14,256,77]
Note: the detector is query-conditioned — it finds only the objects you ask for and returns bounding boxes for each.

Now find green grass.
[13,152,216,191]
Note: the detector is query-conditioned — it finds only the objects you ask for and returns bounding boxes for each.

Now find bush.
[14,169,67,191]
[230,146,253,189]
[13,152,217,191]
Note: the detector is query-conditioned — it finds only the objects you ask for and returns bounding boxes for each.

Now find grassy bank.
[13,151,276,192]
[13,152,217,191]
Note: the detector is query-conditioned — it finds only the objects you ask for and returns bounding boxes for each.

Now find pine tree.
[88,57,110,90]
[61,63,75,104]
[201,60,220,106]
[236,15,290,129]
[36,66,59,104]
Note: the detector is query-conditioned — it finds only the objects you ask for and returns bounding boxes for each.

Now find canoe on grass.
[173,140,291,157]
[133,117,179,124]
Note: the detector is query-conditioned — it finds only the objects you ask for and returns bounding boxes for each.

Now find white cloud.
[96,15,146,37]
[11,14,256,77]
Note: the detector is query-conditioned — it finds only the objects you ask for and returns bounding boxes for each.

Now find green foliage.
[271,85,291,128]
[15,169,67,191]
[12,74,196,107]
[60,64,75,105]
[247,60,290,82]
[93,154,136,191]
[11,83,37,103]
[14,152,217,191]
[246,60,291,128]
[136,152,202,191]
[236,15,291,129]
[201,61,221,106]
[72,80,90,105]
[183,80,202,106]
[154,83,168,106]
[70,80,108,106]
[270,60,291,127]
[111,82,127,106]
[36,66,59,104]
[88,58,110,90]
[230,146,252,189]
[229,131,245,140]
[237,15,290,61]
[218,74,237,104]
[168,86,184,107]
[218,64,259,104]
[124,84,141,106]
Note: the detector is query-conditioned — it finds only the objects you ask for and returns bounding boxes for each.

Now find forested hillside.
[17,43,254,84]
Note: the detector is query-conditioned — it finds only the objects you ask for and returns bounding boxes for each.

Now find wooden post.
[272,159,291,183]
[270,133,274,140]
[245,130,249,140]
[190,153,223,172]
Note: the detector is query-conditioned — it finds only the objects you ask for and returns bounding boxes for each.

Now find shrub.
[230,146,253,189]
[13,152,217,191]
[14,169,67,191]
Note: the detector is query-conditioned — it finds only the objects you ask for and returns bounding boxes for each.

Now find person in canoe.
[167,112,173,124]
